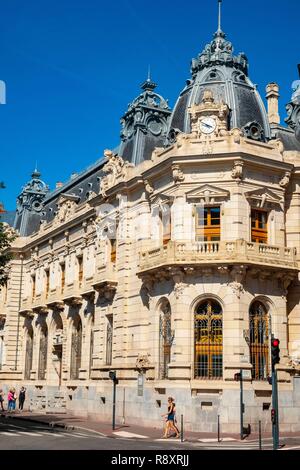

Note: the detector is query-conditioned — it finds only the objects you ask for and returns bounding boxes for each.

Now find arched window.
[70,318,82,380]
[194,300,223,379]
[38,325,48,380]
[24,327,33,380]
[159,300,173,379]
[249,301,270,380]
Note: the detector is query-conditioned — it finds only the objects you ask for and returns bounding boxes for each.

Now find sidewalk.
[2,410,300,443]
[0,410,245,442]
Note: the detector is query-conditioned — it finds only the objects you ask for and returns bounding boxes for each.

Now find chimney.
[266,83,280,125]
[56,182,64,189]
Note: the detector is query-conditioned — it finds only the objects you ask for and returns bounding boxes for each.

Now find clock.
[199,117,217,134]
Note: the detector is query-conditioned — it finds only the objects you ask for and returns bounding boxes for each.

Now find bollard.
[259,420,262,450]
[180,414,184,442]
[217,415,220,443]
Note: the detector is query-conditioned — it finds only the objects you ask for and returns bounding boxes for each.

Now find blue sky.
[0,0,299,210]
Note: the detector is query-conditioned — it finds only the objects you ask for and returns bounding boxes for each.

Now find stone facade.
[1,21,300,434]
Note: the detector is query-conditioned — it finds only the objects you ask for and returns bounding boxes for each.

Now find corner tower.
[119,77,171,166]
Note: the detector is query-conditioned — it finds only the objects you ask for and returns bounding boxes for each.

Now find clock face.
[199,117,217,134]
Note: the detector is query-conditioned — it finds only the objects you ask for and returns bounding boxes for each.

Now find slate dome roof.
[168,29,271,142]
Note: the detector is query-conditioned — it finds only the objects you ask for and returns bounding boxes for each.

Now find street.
[0,416,299,450]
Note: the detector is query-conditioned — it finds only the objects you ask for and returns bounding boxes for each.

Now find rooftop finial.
[218,0,222,33]
[148,64,151,82]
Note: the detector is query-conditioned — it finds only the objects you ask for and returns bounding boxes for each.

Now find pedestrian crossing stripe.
[113,431,148,439]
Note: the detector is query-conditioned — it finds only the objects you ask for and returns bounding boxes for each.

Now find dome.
[168,29,271,142]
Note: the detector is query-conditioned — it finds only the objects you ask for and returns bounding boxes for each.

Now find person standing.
[7,389,13,412]
[19,387,26,411]
[11,388,17,411]
[0,389,5,411]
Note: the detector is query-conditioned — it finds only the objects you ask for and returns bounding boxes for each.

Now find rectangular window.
[32,275,36,300]
[110,239,117,263]
[45,270,50,298]
[195,206,221,242]
[78,257,83,287]
[251,209,268,244]
[61,263,65,294]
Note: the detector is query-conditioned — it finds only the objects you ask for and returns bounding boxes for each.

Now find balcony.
[46,288,65,311]
[92,264,118,300]
[139,240,298,276]
[62,281,82,307]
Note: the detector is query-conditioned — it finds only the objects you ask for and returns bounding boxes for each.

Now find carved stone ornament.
[172,164,185,184]
[54,195,78,226]
[229,266,247,299]
[100,149,133,197]
[231,161,244,182]
[135,354,150,372]
[188,90,230,139]
[279,171,291,189]
[144,179,154,196]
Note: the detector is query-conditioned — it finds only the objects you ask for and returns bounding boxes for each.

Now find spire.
[217,0,222,33]
[141,66,157,91]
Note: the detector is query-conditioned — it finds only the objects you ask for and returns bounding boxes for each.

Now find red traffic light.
[272,339,279,347]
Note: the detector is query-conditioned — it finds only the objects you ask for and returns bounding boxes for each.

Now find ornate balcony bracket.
[63,296,83,307]
[46,300,65,311]
[229,265,248,299]
[32,305,50,315]
[92,281,118,301]
[80,289,95,301]
[19,309,34,319]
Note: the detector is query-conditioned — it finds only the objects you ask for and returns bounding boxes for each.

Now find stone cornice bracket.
[169,268,186,300]
[47,301,65,311]
[141,275,154,297]
[229,265,248,299]
[279,171,291,189]
[231,160,244,183]
[172,164,185,184]
[276,271,297,297]
[93,281,117,301]
[19,309,34,319]
[63,297,83,308]
[33,306,50,315]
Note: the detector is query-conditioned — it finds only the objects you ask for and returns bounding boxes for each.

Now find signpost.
[109,370,118,430]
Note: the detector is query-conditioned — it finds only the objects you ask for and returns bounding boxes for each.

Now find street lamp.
[109,370,118,430]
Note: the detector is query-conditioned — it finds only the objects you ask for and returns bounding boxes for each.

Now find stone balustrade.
[139,239,298,273]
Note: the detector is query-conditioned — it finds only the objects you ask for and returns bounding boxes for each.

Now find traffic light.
[271,408,276,425]
[271,338,280,369]
[109,370,118,384]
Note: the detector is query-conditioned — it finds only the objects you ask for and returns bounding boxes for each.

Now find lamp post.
[109,370,118,430]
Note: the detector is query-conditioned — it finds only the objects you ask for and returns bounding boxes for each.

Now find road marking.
[0,432,17,436]
[17,431,45,437]
[198,438,236,443]
[113,431,148,439]
[155,439,182,442]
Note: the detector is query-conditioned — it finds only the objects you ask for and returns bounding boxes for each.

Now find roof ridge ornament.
[217,0,222,34]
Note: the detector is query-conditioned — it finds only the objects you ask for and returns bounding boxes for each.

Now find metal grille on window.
[106,316,113,366]
[159,301,173,379]
[250,302,270,380]
[194,300,223,379]
[24,329,33,380]
[38,326,48,380]
[70,319,82,380]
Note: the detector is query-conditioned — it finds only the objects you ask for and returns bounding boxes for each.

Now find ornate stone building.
[1,9,300,432]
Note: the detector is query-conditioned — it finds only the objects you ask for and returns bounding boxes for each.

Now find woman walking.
[162,397,180,438]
